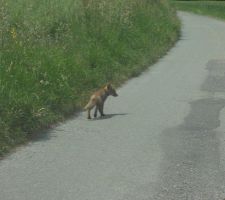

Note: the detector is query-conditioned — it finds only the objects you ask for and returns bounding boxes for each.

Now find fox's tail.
[84,102,90,110]
[84,96,97,111]
[84,101,94,110]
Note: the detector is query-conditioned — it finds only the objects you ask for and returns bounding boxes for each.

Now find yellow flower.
[10,27,17,39]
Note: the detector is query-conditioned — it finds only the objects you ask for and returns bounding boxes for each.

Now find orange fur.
[84,84,118,119]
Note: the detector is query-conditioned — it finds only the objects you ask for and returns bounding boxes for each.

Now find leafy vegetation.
[174,1,225,20]
[0,0,180,156]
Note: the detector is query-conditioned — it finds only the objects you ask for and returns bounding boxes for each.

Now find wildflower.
[10,27,17,39]
[40,80,44,84]
[40,80,49,86]
[35,108,46,117]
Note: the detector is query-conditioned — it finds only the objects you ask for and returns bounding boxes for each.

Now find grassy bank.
[174,1,225,20]
[0,0,180,156]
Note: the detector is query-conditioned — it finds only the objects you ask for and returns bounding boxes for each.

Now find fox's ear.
[107,83,112,89]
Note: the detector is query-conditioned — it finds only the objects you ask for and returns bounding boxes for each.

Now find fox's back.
[94,88,105,97]
[92,88,107,103]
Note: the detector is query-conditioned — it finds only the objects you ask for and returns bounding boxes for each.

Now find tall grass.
[174,1,225,20]
[0,0,180,155]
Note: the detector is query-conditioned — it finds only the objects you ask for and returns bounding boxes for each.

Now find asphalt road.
[1,12,225,200]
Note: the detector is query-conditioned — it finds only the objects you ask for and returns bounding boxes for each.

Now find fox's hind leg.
[87,104,95,119]
[87,109,91,119]
[85,98,96,119]
[94,106,98,118]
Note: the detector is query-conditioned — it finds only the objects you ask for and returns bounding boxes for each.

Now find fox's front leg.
[99,104,105,117]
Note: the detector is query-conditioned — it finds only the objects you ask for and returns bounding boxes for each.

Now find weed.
[0,0,180,156]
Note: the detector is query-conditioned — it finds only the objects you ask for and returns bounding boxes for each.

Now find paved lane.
[1,12,225,200]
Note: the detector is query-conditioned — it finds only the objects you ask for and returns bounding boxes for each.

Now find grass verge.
[174,1,225,20]
[0,0,180,156]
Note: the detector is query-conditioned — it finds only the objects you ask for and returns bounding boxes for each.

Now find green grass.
[0,0,180,156]
[174,1,225,20]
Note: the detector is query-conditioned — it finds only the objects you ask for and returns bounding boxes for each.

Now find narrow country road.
[1,12,225,200]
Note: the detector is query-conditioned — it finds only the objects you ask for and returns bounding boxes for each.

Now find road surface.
[1,12,225,200]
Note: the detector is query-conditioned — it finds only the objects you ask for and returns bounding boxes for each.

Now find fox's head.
[105,83,118,97]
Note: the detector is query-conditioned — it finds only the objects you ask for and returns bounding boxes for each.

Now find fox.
[84,83,118,119]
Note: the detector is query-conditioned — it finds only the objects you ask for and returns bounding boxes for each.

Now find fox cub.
[84,83,118,119]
